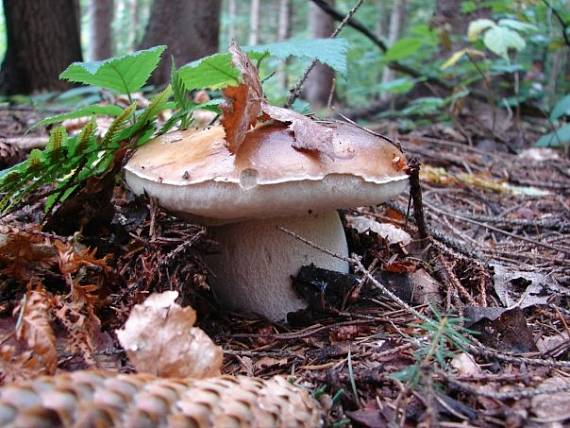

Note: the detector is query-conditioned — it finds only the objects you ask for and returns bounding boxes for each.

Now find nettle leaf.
[36,104,124,127]
[246,38,349,75]
[536,123,570,147]
[483,26,526,59]
[179,38,349,91]
[384,38,423,62]
[60,46,166,94]
[551,95,570,121]
[498,19,537,33]
[468,19,496,41]
[179,53,241,91]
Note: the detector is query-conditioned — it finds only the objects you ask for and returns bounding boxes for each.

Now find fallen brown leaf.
[116,291,223,378]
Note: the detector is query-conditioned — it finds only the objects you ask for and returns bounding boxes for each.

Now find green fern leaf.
[35,104,124,128]
[101,103,136,147]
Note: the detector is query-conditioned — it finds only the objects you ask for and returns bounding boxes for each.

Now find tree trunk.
[139,0,221,86]
[129,0,141,49]
[88,0,114,60]
[375,0,390,39]
[228,0,237,43]
[277,0,291,90]
[432,0,491,56]
[302,0,335,108]
[248,0,261,45]
[380,0,407,100]
[0,0,83,95]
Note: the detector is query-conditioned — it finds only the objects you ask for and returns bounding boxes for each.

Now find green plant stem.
[466,53,497,131]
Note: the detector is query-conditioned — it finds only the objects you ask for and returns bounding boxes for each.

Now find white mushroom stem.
[206,211,349,321]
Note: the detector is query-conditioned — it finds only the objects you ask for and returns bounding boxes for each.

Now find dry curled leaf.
[116,291,223,378]
[221,41,264,154]
[261,103,336,158]
[14,288,57,374]
[54,293,101,367]
[219,42,335,158]
[346,215,412,246]
[0,345,45,385]
[0,225,58,281]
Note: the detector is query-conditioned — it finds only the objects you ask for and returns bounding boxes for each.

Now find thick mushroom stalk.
[124,122,408,321]
[207,211,348,320]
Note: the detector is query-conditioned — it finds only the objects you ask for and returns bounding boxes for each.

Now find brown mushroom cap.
[124,121,408,223]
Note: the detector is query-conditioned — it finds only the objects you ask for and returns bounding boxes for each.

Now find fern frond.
[171,61,191,111]
[70,119,97,157]
[45,127,68,163]
[137,85,172,127]
[101,103,136,147]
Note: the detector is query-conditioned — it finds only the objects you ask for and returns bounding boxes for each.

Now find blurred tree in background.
[0,0,567,129]
[0,0,82,94]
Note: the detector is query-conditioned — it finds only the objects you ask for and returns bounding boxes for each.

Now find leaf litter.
[0,44,569,427]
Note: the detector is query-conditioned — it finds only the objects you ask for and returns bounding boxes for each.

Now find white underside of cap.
[125,172,408,224]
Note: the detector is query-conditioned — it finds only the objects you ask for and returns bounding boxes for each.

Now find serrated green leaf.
[536,123,570,147]
[35,104,124,127]
[498,19,537,33]
[60,46,166,94]
[468,18,496,41]
[179,38,349,91]
[178,53,241,91]
[246,38,349,75]
[551,95,570,121]
[384,38,423,62]
[483,26,526,59]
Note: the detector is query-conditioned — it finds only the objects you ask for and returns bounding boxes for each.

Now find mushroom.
[124,121,407,321]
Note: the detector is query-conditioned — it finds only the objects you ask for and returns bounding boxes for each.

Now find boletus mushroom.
[124,121,408,321]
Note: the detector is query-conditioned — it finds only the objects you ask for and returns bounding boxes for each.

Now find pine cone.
[0,371,322,427]
[0,140,24,169]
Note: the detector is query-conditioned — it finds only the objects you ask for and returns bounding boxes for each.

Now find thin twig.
[438,368,570,399]
[406,158,429,241]
[424,201,570,257]
[285,0,365,107]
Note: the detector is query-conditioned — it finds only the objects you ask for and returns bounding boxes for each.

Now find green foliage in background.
[0,37,351,216]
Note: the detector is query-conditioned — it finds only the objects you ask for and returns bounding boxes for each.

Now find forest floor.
[0,105,569,427]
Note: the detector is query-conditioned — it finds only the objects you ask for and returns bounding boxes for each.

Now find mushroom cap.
[124,121,408,223]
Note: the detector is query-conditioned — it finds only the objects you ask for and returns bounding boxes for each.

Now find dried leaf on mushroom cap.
[220,42,336,158]
[261,103,335,158]
[221,41,264,154]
